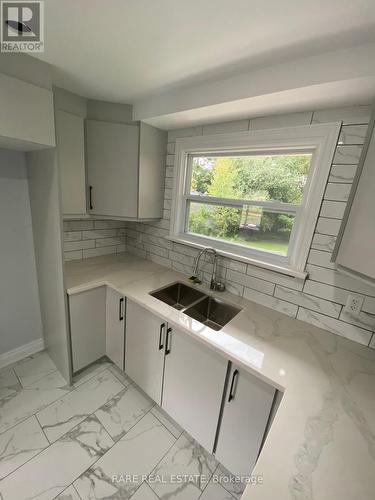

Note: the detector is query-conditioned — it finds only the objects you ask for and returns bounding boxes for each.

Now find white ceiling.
[36,0,375,105]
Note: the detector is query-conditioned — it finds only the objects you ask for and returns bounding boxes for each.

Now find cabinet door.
[162,326,227,453]
[106,287,125,370]
[215,365,275,476]
[125,300,165,405]
[56,110,86,215]
[336,120,375,280]
[86,120,139,218]
[69,287,106,372]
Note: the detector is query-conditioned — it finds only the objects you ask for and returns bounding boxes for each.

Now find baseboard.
[0,337,45,370]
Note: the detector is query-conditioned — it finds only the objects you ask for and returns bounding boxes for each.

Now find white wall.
[27,149,71,383]
[0,149,43,356]
[125,105,375,349]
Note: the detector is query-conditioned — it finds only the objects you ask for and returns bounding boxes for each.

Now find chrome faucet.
[189,247,226,292]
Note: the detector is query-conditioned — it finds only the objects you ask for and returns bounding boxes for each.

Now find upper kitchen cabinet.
[0,73,55,150]
[55,110,87,216]
[86,120,167,219]
[334,108,375,282]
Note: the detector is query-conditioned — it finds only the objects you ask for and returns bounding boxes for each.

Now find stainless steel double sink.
[150,282,241,331]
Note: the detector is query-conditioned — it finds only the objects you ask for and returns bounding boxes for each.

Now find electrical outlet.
[344,294,364,317]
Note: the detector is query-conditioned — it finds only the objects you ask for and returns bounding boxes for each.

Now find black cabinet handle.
[89,186,93,210]
[228,369,239,402]
[119,297,124,321]
[159,323,165,350]
[165,327,172,355]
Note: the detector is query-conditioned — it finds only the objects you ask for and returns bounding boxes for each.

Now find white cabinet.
[162,326,228,453]
[335,116,375,281]
[55,110,86,216]
[125,300,166,404]
[0,73,55,150]
[86,120,139,218]
[215,364,276,476]
[86,120,166,219]
[106,287,125,370]
[69,287,106,372]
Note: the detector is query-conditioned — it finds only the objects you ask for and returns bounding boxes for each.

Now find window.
[170,124,340,278]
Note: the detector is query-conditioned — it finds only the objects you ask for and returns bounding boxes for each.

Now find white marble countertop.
[65,253,375,500]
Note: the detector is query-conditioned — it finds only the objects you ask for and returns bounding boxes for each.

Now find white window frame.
[169,123,341,279]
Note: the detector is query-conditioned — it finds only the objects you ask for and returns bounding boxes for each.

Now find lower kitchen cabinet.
[162,325,228,453]
[106,287,125,370]
[69,286,106,372]
[70,293,276,476]
[215,364,276,476]
[125,300,166,405]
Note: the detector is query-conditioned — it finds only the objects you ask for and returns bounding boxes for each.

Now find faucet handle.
[210,279,226,292]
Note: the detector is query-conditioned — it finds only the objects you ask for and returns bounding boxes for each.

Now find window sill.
[166,235,308,280]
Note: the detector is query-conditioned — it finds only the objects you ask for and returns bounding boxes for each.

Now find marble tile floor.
[0,351,244,500]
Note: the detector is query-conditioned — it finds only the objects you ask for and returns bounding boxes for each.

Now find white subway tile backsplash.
[167,142,175,155]
[172,242,198,258]
[312,105,372,125]
[64,231,82,242]
[338,124,368,145]
[143,243,169,258]
[328,165,357,184]
[164,177,173,189]
[203,120,249,135]
[226,269,275,295]
[164,188,172,200]
[297,308,372,346]
[246,265,304,291]
[164,199,172,210]
[63,220,94,231]
[165,166,174,178]
[141,234,173,250]
[166,155,174,166]
[274,285,341,318]
[82,229,117,240]
[172,260,194,276]
[315,217,341,236]
[147,253,172,268]
[249,112,313,130]
[333,145,362,165]
[303,280,349,306]
[339,309,375,331]
[308,249,336,269]
[243,287,298,317]
[94,220,126,229]
[306,264,375,297]
[363,297,375,315]
[224,281,244,297]
[311,234,337,252]
[64,219,127,261]
[320,200,346,219]
[64,239,95,252]
[168,126,203,142]
[127,245,147,259]
[95,236,125,247]
[169,250,195,267]
[116,244,126,253]
[324,183,351,202]
[221,258,247,274]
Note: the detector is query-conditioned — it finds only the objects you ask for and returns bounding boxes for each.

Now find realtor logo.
[1,0,44,52]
